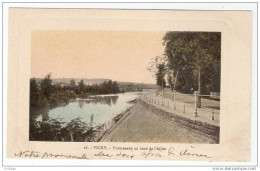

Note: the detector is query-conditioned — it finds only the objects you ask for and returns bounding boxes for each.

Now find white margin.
[1,2,258,168]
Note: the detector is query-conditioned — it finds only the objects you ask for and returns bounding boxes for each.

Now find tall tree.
[78,80,85,92]
[70,79,76,87]
[156,63,167,89]
[112,81,120,93]
[40,73,53,100]
[147,56,168,90]
[30,78,39,108]
[107,80,113,92]
[163,32,221,107]
[167,74,174,91]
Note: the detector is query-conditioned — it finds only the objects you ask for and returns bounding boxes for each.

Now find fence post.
[151,93,153,103]
[173,90,176,111]
[182,104,185,114]
[154,91,155,103]
[211,109,214,120]
[194,91,198,117]
[161,89,164,106]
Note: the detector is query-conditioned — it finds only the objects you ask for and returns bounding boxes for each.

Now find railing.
[142,89,220,121]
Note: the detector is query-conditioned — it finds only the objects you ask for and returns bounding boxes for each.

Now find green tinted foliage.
[156,63,167,88]
[40,73,53,100]
[162,32,221,93]
[30,78,39,108]
[30,117,96,142]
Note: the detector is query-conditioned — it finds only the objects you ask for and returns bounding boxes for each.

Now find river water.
[34,92,141,126]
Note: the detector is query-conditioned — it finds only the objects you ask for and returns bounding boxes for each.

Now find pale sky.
[31,31,166,84]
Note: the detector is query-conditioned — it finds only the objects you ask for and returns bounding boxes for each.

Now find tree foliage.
[70,79,76,86]
[40,73,53,100]
[30,117,96,142]
[30,74,122,109]
[78,79,85,91]
[29,75,123,142]
[156,63,167,88]
[162,32,221,94]
[30,78,39,108]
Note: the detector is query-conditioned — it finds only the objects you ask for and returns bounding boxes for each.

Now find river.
[33,92,141,126]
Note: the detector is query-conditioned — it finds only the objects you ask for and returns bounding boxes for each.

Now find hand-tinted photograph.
[29,31,220,143]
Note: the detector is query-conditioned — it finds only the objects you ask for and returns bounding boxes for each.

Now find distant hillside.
[35,78,110,85]
[117,81,158,91]
[33,78,157,91]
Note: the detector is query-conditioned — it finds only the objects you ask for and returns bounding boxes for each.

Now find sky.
[31,31,166,84]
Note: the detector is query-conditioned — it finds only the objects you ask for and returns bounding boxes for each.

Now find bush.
[30,117,96,142]
[37,97,50,107]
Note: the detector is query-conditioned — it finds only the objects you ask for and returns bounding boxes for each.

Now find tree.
[167,74,174,91]
[156,63,167,89]
[147,56,168,90]
[99,81,107,94]
[65,117,93,142]
[78,80,85,92]
[40,73,53,100]
[147,56,167,77]
[107,80,113,92]
[163,32,221,107]
[30,118,65,141]
[112,81,120,93]
[70,79,76,87]
[30,78,39,108]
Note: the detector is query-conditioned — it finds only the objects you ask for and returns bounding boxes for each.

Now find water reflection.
[30,107,50,122]
[78,100,84,108]
[74,95,119,106]
[31,93,139,126]
[90,95,118,106]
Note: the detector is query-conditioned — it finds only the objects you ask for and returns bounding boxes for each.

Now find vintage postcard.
[5,7,252,164]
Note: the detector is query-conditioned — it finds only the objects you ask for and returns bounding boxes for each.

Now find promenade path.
[142,89,220,127]
[101,100,216,143]
[163,89,220,110]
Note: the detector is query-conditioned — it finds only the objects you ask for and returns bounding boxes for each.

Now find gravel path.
[101,100,218,143]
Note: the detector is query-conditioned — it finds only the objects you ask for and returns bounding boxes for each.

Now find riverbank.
[97,100,137,141]
[30,92,141,142]
[101,99,219,143]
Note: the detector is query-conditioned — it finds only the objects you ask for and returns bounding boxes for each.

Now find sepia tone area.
[30,31,220,143]
[31,31,165,83]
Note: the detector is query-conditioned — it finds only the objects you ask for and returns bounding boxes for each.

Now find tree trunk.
[161,77,163,91]
[173,68,179,103]
[173,68,179,91]
[70,133,74,142]
[197,67,201,108]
